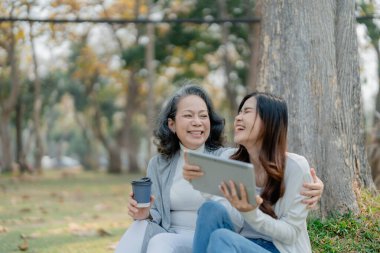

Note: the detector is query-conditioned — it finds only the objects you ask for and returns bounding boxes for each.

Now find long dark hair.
[153,83,225,159]
[231,92,288,218]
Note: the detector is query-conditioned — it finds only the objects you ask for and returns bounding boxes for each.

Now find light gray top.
[241,152,312,253]
[140,147,234,252]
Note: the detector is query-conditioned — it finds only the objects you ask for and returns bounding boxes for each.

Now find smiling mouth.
[235,126,245,131]
[188,131,204,137]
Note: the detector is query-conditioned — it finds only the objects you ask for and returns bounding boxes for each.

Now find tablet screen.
[187,150,256,205]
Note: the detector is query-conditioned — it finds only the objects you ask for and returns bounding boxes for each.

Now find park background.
[0,0,379,252]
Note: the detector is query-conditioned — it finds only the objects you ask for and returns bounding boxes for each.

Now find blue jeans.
[193,201,280,253]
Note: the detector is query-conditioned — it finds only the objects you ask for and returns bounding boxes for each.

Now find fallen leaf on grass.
[71,230,96,237]
[19,208,32,213]
[68,223,113,237]
[107,242,118,250]
[94,203,110,211]
[50,192,65,203]
[97,228,111,237]
[0,225,8,233]
[20,234,38,239]
[18,239,28,251]
[22,217,45,223]
[21,194,30,200]
[39,206,48,214]
[68,223,96,237]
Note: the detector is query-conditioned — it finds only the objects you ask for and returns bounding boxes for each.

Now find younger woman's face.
[168,95,211,150]
[233,97,263,149]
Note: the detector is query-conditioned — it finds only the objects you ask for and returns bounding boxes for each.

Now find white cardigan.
[240,152,312,253]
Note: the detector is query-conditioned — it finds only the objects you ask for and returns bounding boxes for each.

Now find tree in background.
[0,1,22,172]
[357,0,380,189]
[357,0,380,124]
[148,0,255,142]
[254,0,375,217]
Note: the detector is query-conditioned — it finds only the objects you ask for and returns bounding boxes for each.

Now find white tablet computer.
[187,150,256,205]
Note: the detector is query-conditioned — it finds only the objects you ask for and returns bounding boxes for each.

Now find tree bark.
[120,0,143,173]
[29,13,44,174]
[0,8,21,172]
[74,113,98,170]
[15,98,29,173]
[217,0,238,115]
[0,116,12,172]
[255,0,375,217]
[123,72,141,173]
[101,0,142,173]
[247,1,262,92]
[373,45,380,122]
[146,0,155,160]
[108,144,123,174]
[93,108,122,173]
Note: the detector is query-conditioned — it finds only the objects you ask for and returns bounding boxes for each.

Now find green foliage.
[122,44,145,68]
[96,81,121,127]
[357,1,380,47]
[169,24,199,47]
[308,191,380,253]
[0,75,12,102]
[151,0,253,86]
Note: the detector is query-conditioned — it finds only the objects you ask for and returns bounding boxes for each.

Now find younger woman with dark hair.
[187,92,313,253]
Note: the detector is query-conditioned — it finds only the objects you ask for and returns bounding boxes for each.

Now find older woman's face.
[168,95,210,150]
[234,97,262,149]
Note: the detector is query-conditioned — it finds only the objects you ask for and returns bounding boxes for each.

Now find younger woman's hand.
[220,180,263,212]
[301,168,324,209]
[183,151,204,181]
[127,192,155,220]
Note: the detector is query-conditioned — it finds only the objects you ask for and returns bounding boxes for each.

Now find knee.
[198,201,229,220]
[148,233,165,247]
[147,233,172,252]
[208,229,233,250]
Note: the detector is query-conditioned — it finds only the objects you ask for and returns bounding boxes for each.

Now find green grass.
[308,191,380,253]
[0,170,143,253]
[0,170,379,253]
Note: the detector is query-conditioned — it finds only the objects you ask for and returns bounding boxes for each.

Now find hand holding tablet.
[186,150,257,206]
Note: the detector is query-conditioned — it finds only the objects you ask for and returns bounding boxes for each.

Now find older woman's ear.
[168,118,176,133]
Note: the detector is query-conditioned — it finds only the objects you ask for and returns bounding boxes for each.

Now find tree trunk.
[93,108,122,173]
[102,0,142,173]
[0,115,12,172]
[119,0,143,173]
[0,10,21,173]
[217,0,238,115]
[29,16,44,174]
[74,113,98,170]
[373,45,380,122]
[15,98,30,174]
[123,72,141,173]
[146,0,155,160]
[15,99,23,164]
[255,0,375,217]
[247,1,262,92]
[108,144,122,174]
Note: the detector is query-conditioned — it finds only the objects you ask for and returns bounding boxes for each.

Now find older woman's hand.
[301,168,324,209]
[127,192,154,220]
[183,151,204,181]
